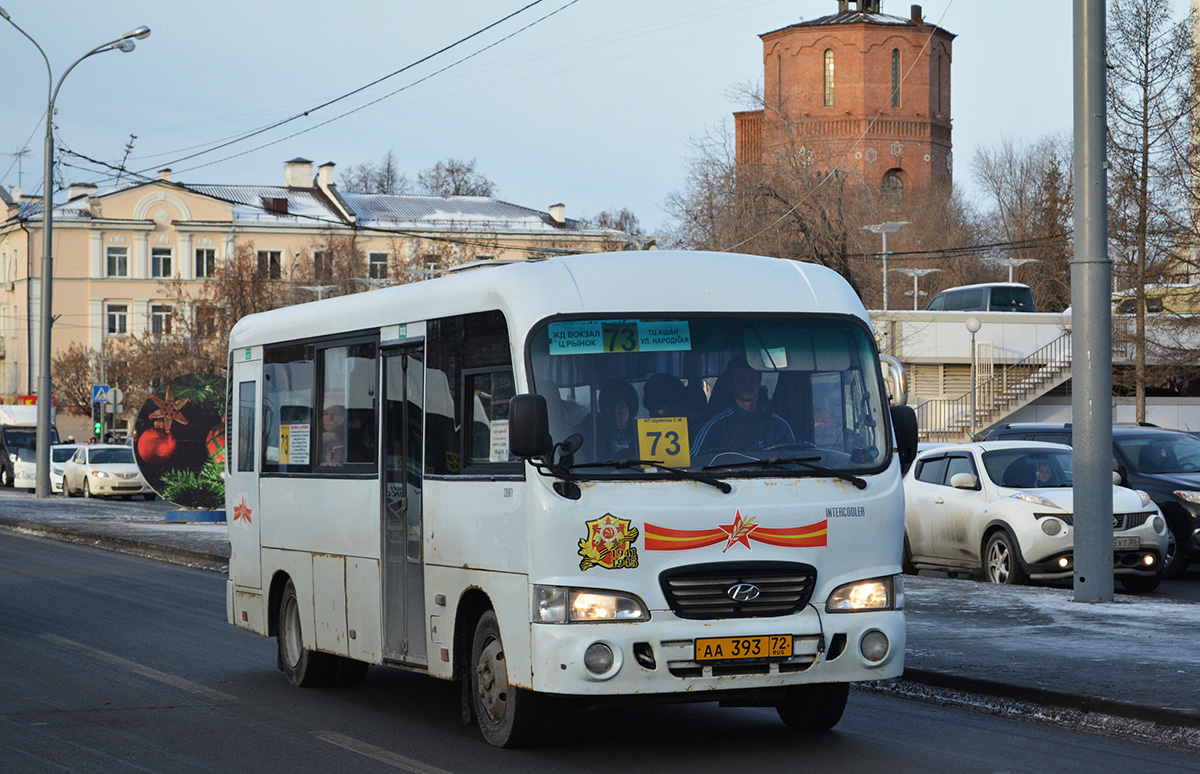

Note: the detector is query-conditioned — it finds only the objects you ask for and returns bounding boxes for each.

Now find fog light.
[584,642,614,675]
[860,630,889,663]
[1057,557,1069,568]
[1143,554,1155,567]
[1151,516,1166,535]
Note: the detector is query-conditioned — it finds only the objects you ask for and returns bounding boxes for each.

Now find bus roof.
[228,250,870,350]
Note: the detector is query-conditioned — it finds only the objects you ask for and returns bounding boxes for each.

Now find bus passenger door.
[229,355,262,588]
[382,346,426,665]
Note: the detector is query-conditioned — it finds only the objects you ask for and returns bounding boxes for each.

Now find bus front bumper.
[528,607,904,696]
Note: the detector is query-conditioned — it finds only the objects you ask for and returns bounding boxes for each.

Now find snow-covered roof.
[763,9,954,39]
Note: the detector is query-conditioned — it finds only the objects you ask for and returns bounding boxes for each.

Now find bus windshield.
[528,315,889,477]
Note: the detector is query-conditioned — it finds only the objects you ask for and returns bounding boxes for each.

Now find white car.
[903,441,1169,593]
[50,444,83,493]
[62,444,155,500]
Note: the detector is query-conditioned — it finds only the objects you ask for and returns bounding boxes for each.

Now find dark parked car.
[983,423,1200,578]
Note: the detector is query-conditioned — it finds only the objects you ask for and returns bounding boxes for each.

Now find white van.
[925,282,1037,312]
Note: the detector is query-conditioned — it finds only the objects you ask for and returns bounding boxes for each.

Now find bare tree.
[970,134,1074,310]
[340,150,411,194]
[417,158,495,197]
[1107,0,1191,419]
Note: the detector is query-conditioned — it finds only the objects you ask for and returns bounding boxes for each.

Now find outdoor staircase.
[915,331,1073,443]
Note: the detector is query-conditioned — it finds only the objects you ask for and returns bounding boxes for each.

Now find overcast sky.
[0,0,1193,234]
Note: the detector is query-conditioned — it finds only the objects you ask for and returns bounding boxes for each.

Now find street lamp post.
[992,256,1040,283]
[891,267,943,310]
[1,7,150,497]
[966,316,982,439]
[862,221,909,311]
[298,285,338,300]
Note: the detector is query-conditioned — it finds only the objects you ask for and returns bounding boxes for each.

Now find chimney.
[549,203,566,226]
[284,157,314,188]
[317,162,336,189]
[67,183,98,200]
[911,4,922,22]
[158,168,172,182]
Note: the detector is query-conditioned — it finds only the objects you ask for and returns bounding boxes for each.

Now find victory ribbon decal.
[645,513,826,552]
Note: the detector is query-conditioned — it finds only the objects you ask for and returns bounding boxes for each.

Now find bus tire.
[776,682,849,731]
[277,579,337,687]
[332,657,369,687]
[470,610,543,747]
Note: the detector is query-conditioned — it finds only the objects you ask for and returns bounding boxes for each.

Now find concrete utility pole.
[1072,0,1114,602]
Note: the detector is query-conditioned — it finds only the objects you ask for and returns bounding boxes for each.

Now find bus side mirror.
[509,394,553,458]
[890,405,918,475]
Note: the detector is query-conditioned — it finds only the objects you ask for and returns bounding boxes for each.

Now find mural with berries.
[132,373,226,509]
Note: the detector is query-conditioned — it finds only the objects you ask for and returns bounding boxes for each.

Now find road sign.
[92,384,110,403]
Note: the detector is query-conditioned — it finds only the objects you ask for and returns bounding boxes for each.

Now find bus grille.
[659,562,817,619]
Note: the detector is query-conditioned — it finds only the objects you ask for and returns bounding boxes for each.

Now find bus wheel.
[470,610,543,747]
[277,579,337,687]
[776,682,849,731]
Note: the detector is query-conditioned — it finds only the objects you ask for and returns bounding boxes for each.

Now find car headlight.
[90,470,109,478]
[1172,490,1200,504]
[826,576,903,613]
[532,586,649,623]
[1135,490,1154,508]
[51,466,63,474]
[1011,492,1061,509]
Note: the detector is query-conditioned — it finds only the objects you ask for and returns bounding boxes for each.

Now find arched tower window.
[882,169,904,205]
[891,49,901,107]
[823,50,835,107]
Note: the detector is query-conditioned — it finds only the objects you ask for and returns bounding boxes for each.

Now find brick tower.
[735,1,955,193]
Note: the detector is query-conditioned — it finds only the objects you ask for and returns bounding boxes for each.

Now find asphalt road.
[1,531,1196,772]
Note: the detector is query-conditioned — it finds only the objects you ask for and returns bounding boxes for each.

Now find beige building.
[0,158,629,399]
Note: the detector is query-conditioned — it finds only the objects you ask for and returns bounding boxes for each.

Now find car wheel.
[470,610,544,747]
[776,682,849,732]
[902,535,918,576]
[277,579,338,687]
[1120,574,1162,593]
[83,479,93,498]
[1162,526,1190,579]
[143,493,156,501]
[0,466,10,487]
[983,531,1029,586]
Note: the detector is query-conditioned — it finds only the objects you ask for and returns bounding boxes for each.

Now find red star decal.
[719,510,759,553]
[233,497,252,524]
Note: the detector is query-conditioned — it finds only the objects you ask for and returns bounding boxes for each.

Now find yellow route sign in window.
[637,417,690,467]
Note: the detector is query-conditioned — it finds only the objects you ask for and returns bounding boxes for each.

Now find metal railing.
[916,331,1073,442]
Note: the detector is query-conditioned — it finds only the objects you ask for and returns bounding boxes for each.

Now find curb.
[898,668,1200,730]
[0,520,229,574]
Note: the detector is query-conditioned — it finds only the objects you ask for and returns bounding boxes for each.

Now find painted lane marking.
[41,634,237,703]
[313,731,458,774]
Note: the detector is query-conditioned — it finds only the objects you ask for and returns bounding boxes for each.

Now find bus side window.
[237,381,256,472]
[317,341,377,468]
[262,343,314,473]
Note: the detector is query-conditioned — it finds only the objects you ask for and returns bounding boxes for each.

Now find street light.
[298,285,338,300]
[862,221,909,311]
[1,7,151,497]
[991,256,1040,283]
[891,267,943,310]
[966,316,982,439]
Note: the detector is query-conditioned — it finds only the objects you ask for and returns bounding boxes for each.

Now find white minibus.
[226,250,918,747]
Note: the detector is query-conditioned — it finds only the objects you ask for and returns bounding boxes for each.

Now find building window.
[368,252,389,279]
[106,246,129,278]
[150,304,174,336]
[823,50,835,107]
[313,250,332,282]
[256,250,282,280]
[195,248,216,278]
[195,305,218,338]
[891,49,901,107]
[106,303,128,336]
[151,247,173,278]
[882,169,904,205]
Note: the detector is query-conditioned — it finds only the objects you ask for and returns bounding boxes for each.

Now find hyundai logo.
[727,583,761,602]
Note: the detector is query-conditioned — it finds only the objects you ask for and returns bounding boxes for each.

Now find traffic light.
[92,401,103,437]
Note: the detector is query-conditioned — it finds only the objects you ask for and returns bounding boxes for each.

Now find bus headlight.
[533,586,649,623]
[826,576,902,613]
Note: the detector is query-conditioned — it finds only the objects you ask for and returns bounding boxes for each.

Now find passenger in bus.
[539,380,588,445]
[691,356,795,457]
[321,402,348,465]
[595,381,638,459]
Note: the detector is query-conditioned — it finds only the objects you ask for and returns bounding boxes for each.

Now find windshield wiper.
[704,455,867,490]
[569,459,732,493]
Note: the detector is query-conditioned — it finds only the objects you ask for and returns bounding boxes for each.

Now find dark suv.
[983,423,1200,578]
